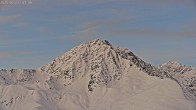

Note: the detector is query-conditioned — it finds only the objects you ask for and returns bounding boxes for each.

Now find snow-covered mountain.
[159,60,196,101]
[0,39,196,110]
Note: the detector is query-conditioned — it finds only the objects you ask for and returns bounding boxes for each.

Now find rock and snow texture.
[159,61,196,102]
[0,39,196,110]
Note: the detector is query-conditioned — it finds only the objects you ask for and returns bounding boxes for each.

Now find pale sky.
[0,0,196,68]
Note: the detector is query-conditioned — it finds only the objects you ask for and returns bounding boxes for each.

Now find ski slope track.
[0,39,196,110]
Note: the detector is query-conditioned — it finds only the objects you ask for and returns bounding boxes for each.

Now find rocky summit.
[0,39,196,110]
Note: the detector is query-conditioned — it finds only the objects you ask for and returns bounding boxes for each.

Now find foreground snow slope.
[0,39,195,110]
[0,67,195,110]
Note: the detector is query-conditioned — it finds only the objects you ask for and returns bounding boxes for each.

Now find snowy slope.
[159,61,196,102]
[0,39,196,110]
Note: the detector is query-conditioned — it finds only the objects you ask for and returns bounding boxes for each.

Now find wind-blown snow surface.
[0,39,196,110]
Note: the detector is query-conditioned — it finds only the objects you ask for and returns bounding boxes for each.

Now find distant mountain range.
[0,39,196,110]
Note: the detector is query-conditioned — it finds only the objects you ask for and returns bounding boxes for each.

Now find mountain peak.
[89,39,111,46]
[40,39,159,91]
[168,60,180,64]
[160,60,183,68]
[1,39,196,110]
[159,60,185,73]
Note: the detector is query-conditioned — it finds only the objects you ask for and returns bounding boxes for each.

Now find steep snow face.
[0,39,196,110]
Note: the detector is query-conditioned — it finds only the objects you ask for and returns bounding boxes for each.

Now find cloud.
[66,18,133,41]
[49,0,195,7]
[0,52,15,58]
[137,0,195,6]
[35,27,52,33]
[1,0,194,12]
[76,18,132,32]
[48,16,71,23]
[68,34,97,42]
[65,30,98,42]
[12,22,29,28]
[105,28,196,38]
[0,29,7,33]
[71,14,196,40]
[0,0,33,12]
[0,51,31,59]
[0,14,20,24]
[137,50,196,66]
[44,0,129,5]
[17,0,130,14]
[183,19,196,33]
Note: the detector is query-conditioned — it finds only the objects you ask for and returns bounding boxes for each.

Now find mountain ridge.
[38,39,196,102]
[0,39,196,110]
[40,39,162,91]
